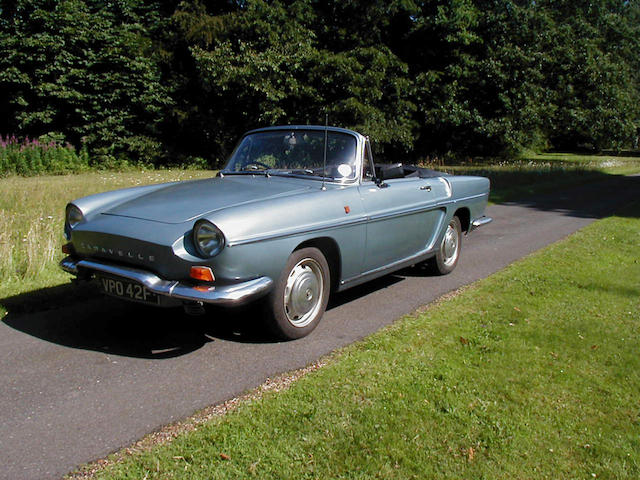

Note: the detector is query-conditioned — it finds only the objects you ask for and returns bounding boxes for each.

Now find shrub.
[0,135,90,176]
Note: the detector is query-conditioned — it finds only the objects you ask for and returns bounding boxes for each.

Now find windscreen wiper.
[221,167,270,177]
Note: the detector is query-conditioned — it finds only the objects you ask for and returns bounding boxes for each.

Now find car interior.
[374,163,445,180]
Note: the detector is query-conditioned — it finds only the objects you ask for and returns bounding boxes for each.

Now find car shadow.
[0,272,412,357]
[478,169,639,219]
[327,274,405,310]
[2,288,212,359]
[0,280,284,356]
[499,173,639,219]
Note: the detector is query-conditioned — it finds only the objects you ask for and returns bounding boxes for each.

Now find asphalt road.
[1,174,638,480]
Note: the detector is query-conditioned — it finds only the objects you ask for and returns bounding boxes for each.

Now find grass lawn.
[66,200,640,479]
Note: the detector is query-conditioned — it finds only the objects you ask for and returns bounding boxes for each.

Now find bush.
[0,135,90,176]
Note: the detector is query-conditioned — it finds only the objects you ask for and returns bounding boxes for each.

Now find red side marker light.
[62,243,74,255]
[190,266,215,282]
[344,205,350,214]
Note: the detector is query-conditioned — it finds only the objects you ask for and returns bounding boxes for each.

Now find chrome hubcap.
[284,258,324,327]
[441,223,459,267]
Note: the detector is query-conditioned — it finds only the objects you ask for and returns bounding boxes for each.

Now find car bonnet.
[101,176,314,224]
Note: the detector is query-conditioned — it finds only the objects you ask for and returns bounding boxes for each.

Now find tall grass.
[0,211,14,279]
[0,210,59,280]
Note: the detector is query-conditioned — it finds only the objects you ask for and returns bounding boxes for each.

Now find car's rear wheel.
[264,247,330,340]
[430,216,462,275]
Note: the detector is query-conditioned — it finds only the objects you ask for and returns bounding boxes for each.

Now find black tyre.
[430,216,462,275]
[264,247,330,340]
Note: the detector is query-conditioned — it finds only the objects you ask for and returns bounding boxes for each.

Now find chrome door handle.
[420,185,431,191]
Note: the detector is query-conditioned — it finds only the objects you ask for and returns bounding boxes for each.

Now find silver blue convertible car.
[61,126,492,339]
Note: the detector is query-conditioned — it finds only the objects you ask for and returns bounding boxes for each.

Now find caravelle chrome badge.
[79,242,156,262]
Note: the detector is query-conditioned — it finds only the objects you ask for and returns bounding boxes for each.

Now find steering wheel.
[243,161,270,171]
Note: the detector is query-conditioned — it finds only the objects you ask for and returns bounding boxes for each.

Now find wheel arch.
[294,237,342,293]
[454,207,471,234]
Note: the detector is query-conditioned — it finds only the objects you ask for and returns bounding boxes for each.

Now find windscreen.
[224,130,358,180]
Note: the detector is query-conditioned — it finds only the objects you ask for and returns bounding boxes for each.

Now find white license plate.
[98,276,161,305]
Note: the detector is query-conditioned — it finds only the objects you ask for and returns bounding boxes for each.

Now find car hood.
[102,176,314,224]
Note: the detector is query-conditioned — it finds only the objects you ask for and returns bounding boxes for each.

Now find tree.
[0,0,170,163]
[2,0,638,166]
[538,0,640,150]
[172,0,417,163]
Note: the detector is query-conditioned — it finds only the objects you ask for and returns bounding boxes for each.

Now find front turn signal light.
[62,243,74,255]
[190,266,215,283]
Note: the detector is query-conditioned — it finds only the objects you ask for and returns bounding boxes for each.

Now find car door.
[358,142,448,274]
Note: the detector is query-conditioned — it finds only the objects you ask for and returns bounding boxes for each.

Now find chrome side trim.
[368,202,446,222]
[358,189,489,223]
[229,201,450,247]
[228,216,369,247]
[470,216,493,231]
[60,257,273,306]
[456,192,488,203]
[227,192,488,247]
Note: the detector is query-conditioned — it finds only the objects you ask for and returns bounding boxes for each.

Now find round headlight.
[66,204,84,229]
[193,220,225,258]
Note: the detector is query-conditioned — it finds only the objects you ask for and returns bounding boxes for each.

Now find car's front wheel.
[430,216,462,275]
[264,247,330,340]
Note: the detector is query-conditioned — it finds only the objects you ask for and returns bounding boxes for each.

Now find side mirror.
[374,175,388,188]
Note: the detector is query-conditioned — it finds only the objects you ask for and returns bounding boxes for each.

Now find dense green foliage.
[1,0,638,167]
[0,0,169,164]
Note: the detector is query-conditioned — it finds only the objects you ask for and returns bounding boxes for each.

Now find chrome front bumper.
[60,257,273,306]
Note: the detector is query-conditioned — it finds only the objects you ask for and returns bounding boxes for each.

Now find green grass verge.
[78,202,639,479]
